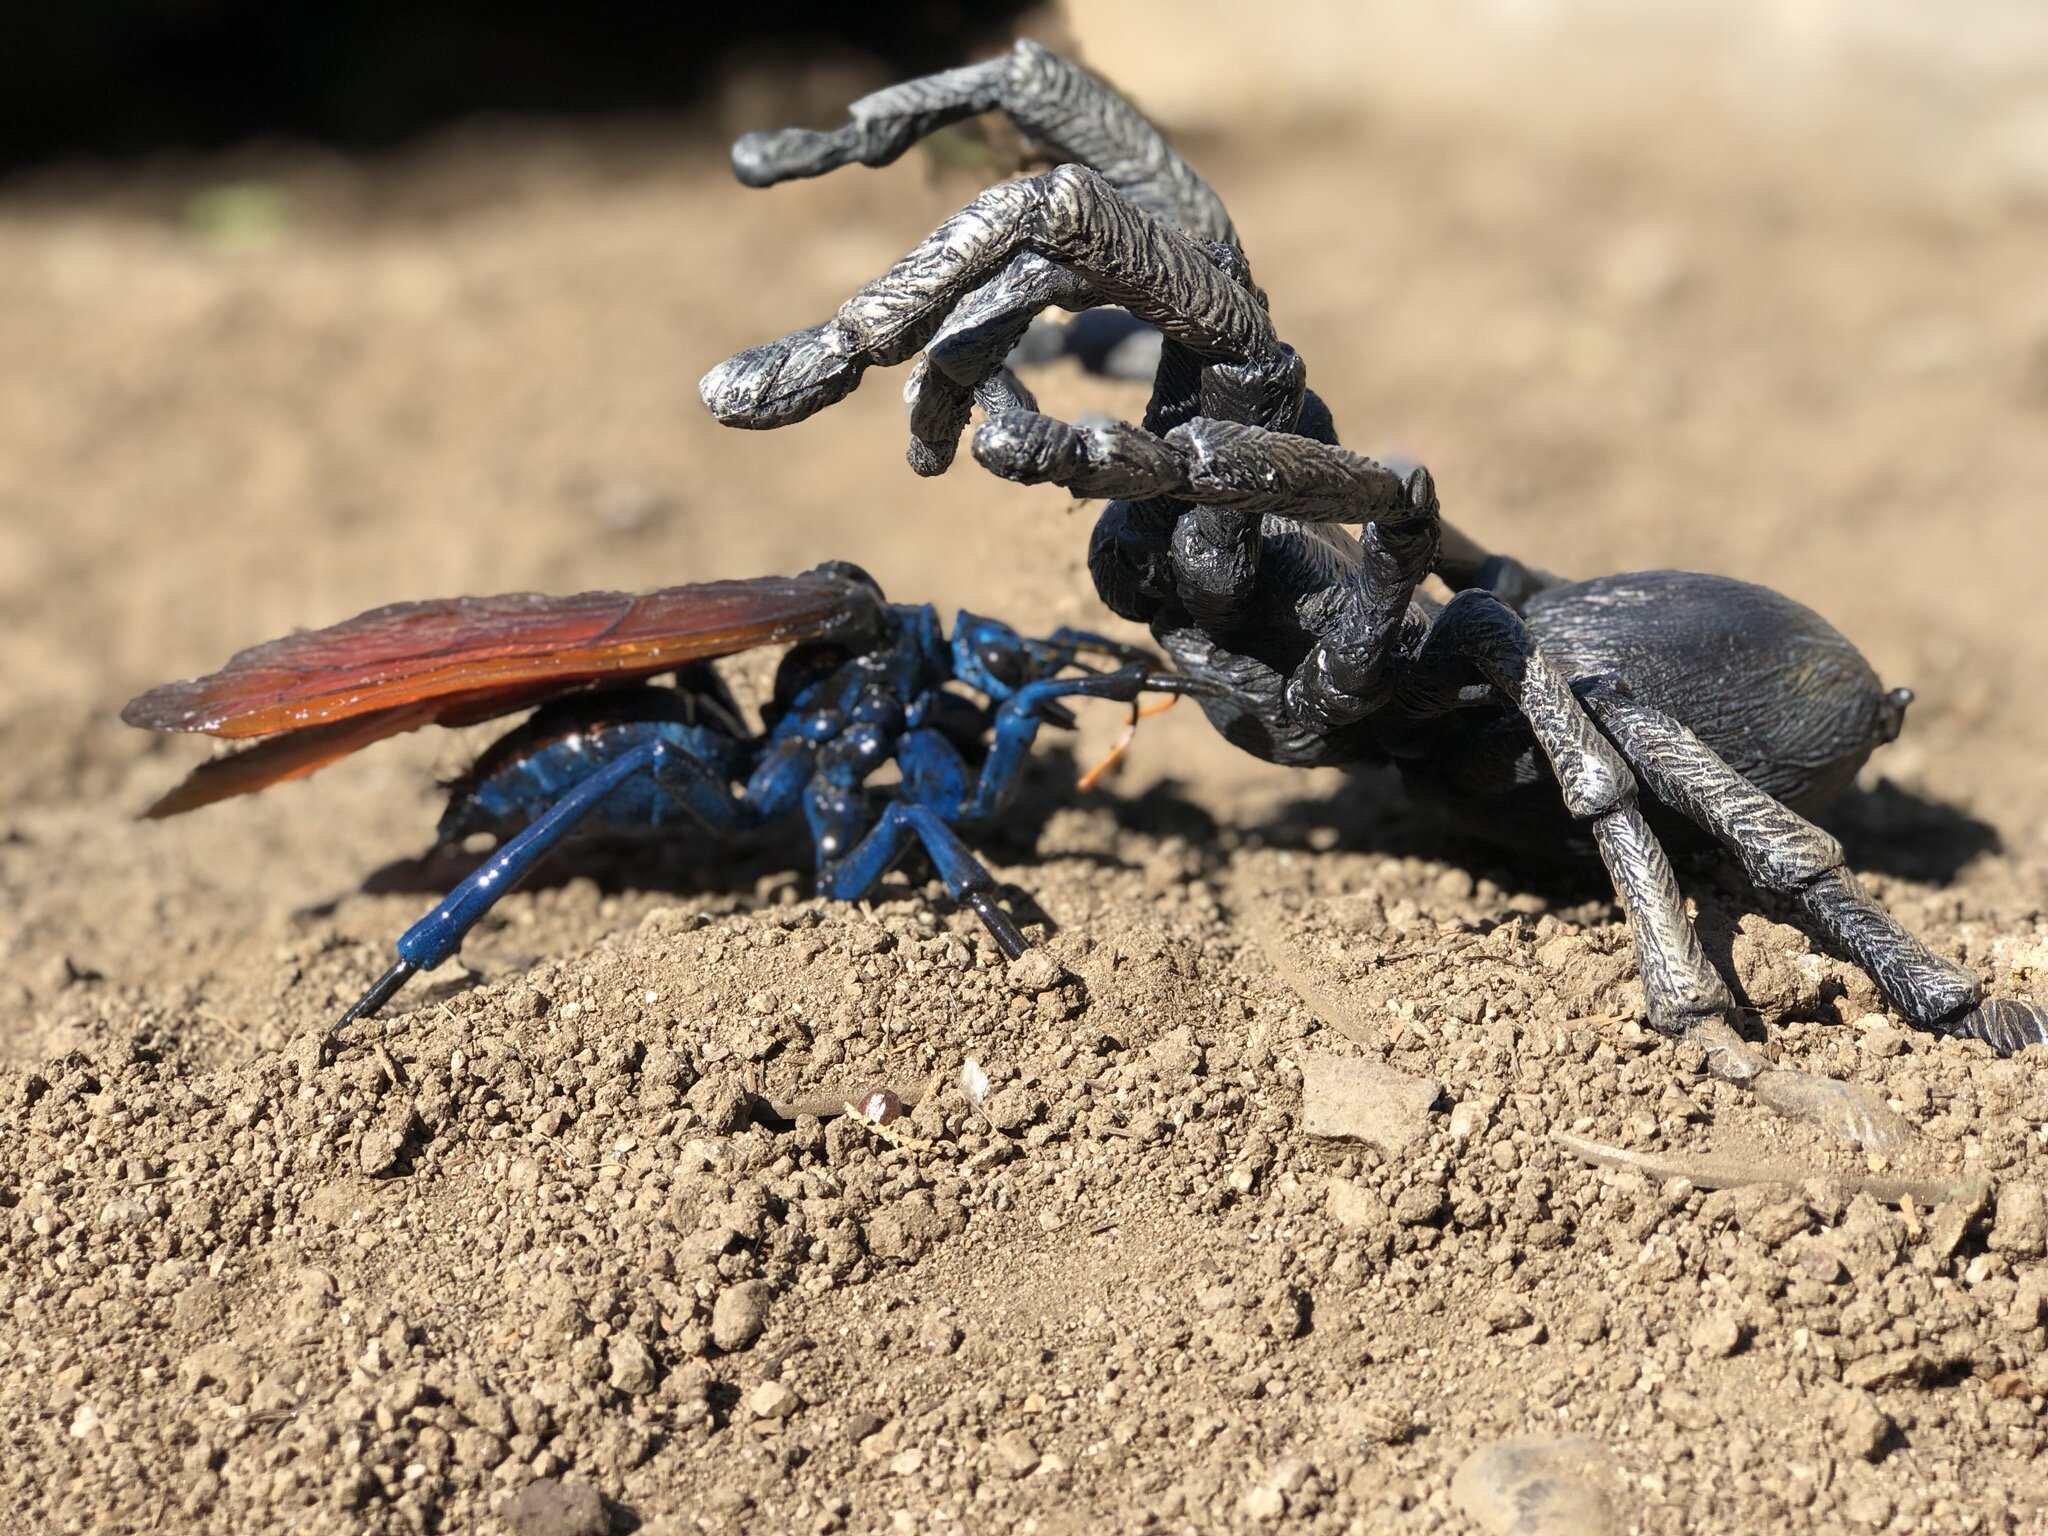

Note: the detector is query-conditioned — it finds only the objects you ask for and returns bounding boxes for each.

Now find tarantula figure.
[699,42,2047,1100]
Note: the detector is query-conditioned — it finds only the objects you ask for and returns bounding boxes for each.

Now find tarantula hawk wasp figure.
[125,563,1198,1031]
[701,40,2048,1090]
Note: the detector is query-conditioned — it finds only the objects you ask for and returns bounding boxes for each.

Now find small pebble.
[1833,1391,1894,1462]
[500,1478,606,1536]
[1240,1484,1287,1523]
[749,1381,800,1420]
[1005,949,1065,995]
[606,1334,657,1395]
[711,1281,771,1353]
[1690,1313,1743,1359]
[992,1429,1040,1478]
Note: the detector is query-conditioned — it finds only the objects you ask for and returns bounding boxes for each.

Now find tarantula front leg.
[730,40,1236,244]
[702,165,1275,431]
[975,406,1439,660]
[1581,684,2048,1054]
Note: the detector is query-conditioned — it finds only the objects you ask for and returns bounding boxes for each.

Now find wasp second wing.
[122,574,880,739]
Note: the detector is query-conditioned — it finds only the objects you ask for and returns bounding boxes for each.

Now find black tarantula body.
[701,41,2048,1076]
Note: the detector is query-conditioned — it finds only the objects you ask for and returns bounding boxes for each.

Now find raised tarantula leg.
[701,166,1275,431]
[732,41,1236,244]
[906,252,1093,474]
[973,412,1414,511]
[1582,685,2048,1054]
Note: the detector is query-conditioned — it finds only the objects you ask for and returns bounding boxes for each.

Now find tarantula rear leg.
[1583,684,2048,1054]
[1414,592,1909,1146]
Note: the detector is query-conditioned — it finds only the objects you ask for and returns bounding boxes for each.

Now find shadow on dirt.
[1249,766,2004,904]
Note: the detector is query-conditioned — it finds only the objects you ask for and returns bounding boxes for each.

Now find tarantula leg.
[974,409,1190,499]
[1582,685,2048,1055]
[1418,595,1735,1031]
[731,40,1236,244]
[1411,593,1911,1146]
[701,166,1275,431]
[1435,523,1568,611]
[904,252,1092,474]
[1011,309,1164,383]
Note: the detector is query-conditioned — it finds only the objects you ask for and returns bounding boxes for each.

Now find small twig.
[756,1081,929,1124]
[1551,1130,1978,1208]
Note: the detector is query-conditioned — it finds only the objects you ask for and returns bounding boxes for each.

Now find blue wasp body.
[128,562,1194,1033]
[340,570,1188,1024]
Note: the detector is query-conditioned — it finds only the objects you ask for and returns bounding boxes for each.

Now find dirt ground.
[4,12,2048,1535]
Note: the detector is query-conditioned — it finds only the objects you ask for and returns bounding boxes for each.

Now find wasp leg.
[731,40,1235,244]
[335,738,774,1038]
[1583,684,2048,1055]
[816,801,1030,960]
[963,663,1200,821]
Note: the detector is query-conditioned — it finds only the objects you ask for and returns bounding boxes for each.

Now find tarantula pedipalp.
[699,40,2048,1084]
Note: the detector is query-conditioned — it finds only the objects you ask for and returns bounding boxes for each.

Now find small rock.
[1832,1391,1893,1462]
[1732,1188,1812,1249]
[1448,1099,1491,1143]
[1391,1184,1446,1227]
[1793,1242,1846,1285]
[358,1123,409,1178]
[1660,1389,1717,1430]
[1842,1347,1934,1391]
[1690,1313,1744,1359]
[500,1478,607,1536]
[1325,1179,1390,1232]
[1989,1182,2048,1259]
[1300,1055,1440,1153]
[1922,1184,1991,1267]
[1005,950,1065,996]
[606,1334,657,1395]
[982,1086,1043,1135]
[1452,1435,1620,1536]
[749,1381,800,1420]
[711,1281,772,1353]
[888,1447,924,1477]
[68,1404,99,1440]
[2007,1275,2048,1333]
[1263,1455,1314,1494]
[1336,1399,1413,1445]
[1844,1490,1895,1528]
[1563,1303,1609,1345]
[1240,1484,1287,1523]
[845,1412,887,1444]
[1484,1295,1533,1335]
[991,1429,1040,1478]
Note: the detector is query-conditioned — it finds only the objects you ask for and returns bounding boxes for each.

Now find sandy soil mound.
[4,15,2047,1533]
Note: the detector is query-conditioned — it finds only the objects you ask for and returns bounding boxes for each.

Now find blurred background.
[2,0,2044,1041]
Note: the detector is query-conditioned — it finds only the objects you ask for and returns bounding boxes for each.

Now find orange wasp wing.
[124,573,881,816]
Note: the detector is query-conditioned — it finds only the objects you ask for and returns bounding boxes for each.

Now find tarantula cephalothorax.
[699,41,2048,1091]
